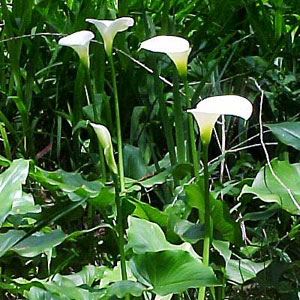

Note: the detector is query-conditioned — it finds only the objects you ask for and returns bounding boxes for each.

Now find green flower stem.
[85,68,99,123]
[202,142,211,266]
[73,63,86,165]
[153,64,177,167]
[108,55,125,193]
[173,70,186,164]
[84,67,107,181]
[108,54,128,293]
[112,174,128,281]
[183,77,200,180]
[198,142,211,300]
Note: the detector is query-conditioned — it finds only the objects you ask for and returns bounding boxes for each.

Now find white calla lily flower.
[86,17,134,56]
[91,123,118,175]
[58,30,94,68]
[188,95,253,144]
[140,35,191,77]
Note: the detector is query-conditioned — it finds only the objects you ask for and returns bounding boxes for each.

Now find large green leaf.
[52,265,101,287]
[265,122,300,151]
[240,159,300,215]
[106,280,146,298]
[100,262,135,288]
[0,230,26,258]
[31,167,114,206]
[28,287,60,300]
[0,159,30,225]
[10,193,41,216]
[226,259,271,284]
[27,266,104,300]
[127,199,168,228]
[185,182,242,244]
[12,230,66,257]
[130,250,219,296]
[212,240,232,264]
[168,213,204,244]
[127,216,199,258]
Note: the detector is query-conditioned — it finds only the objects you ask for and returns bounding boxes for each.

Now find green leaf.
[242,206,279,221]
[226,259,271,284]
[130,250,219,296]
[185,182,242,244]
[0,230,26,258]
[27,266,104,300]
[127,216,199,258]
[0,159,29,225]
[100,262,136,288]
[10,192,41,216]
[12,230,66,257]
[52,265,101,287]
[107,280,146,298]
[240,159,300,215]
[128,198,168,228]
[212,240,232,264]
[31,167,113,206]
[265,122,300,151]
[28,287,60,300]
[169,214,204,244]
[139,169,170,188]
[123,144,149,180]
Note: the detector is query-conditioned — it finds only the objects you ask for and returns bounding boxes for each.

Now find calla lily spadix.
[58,30,94,69]
[188,95,253,145]
[140,36,191,77]
[90,123,118,175]
[86,17,134,56]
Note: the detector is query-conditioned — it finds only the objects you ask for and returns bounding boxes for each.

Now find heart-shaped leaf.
[130,250,219,296]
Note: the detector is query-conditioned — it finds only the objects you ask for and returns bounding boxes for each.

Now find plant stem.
[173,70,186,164]
[85,69,99,123]
[108,55,125,193]
[73,63,86,165]
[112,174,128,281]
[84,67,107,180]
[108,55,129,299]
[183,77,200,180]
[153,63,177,167]
[198,142,211,300]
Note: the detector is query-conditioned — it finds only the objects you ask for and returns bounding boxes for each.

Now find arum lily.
[90,122,128,287]
[140,35,191,78]
[90,123,118,175]
[58,30,94,68]
[86,17,134,56]
[86,17,134,193]
[188,95,253,145]
[188,95,252,300]
[141,35,199,179]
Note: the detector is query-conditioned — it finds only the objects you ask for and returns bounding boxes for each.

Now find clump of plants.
[0,1,299,300]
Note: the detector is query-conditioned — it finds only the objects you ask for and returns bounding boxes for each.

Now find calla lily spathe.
[58,30,94,68]
[140,36,191,77]
[86,17,134,56]
[188,95,253,144]
[90,123,118,175]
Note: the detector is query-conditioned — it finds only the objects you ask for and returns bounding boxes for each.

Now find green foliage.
[0,0,300,299]
[130,250,219,296]
[266,122,300,151]
[241,159,300,215]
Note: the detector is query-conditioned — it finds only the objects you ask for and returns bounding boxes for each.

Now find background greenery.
[0,0,300,299]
